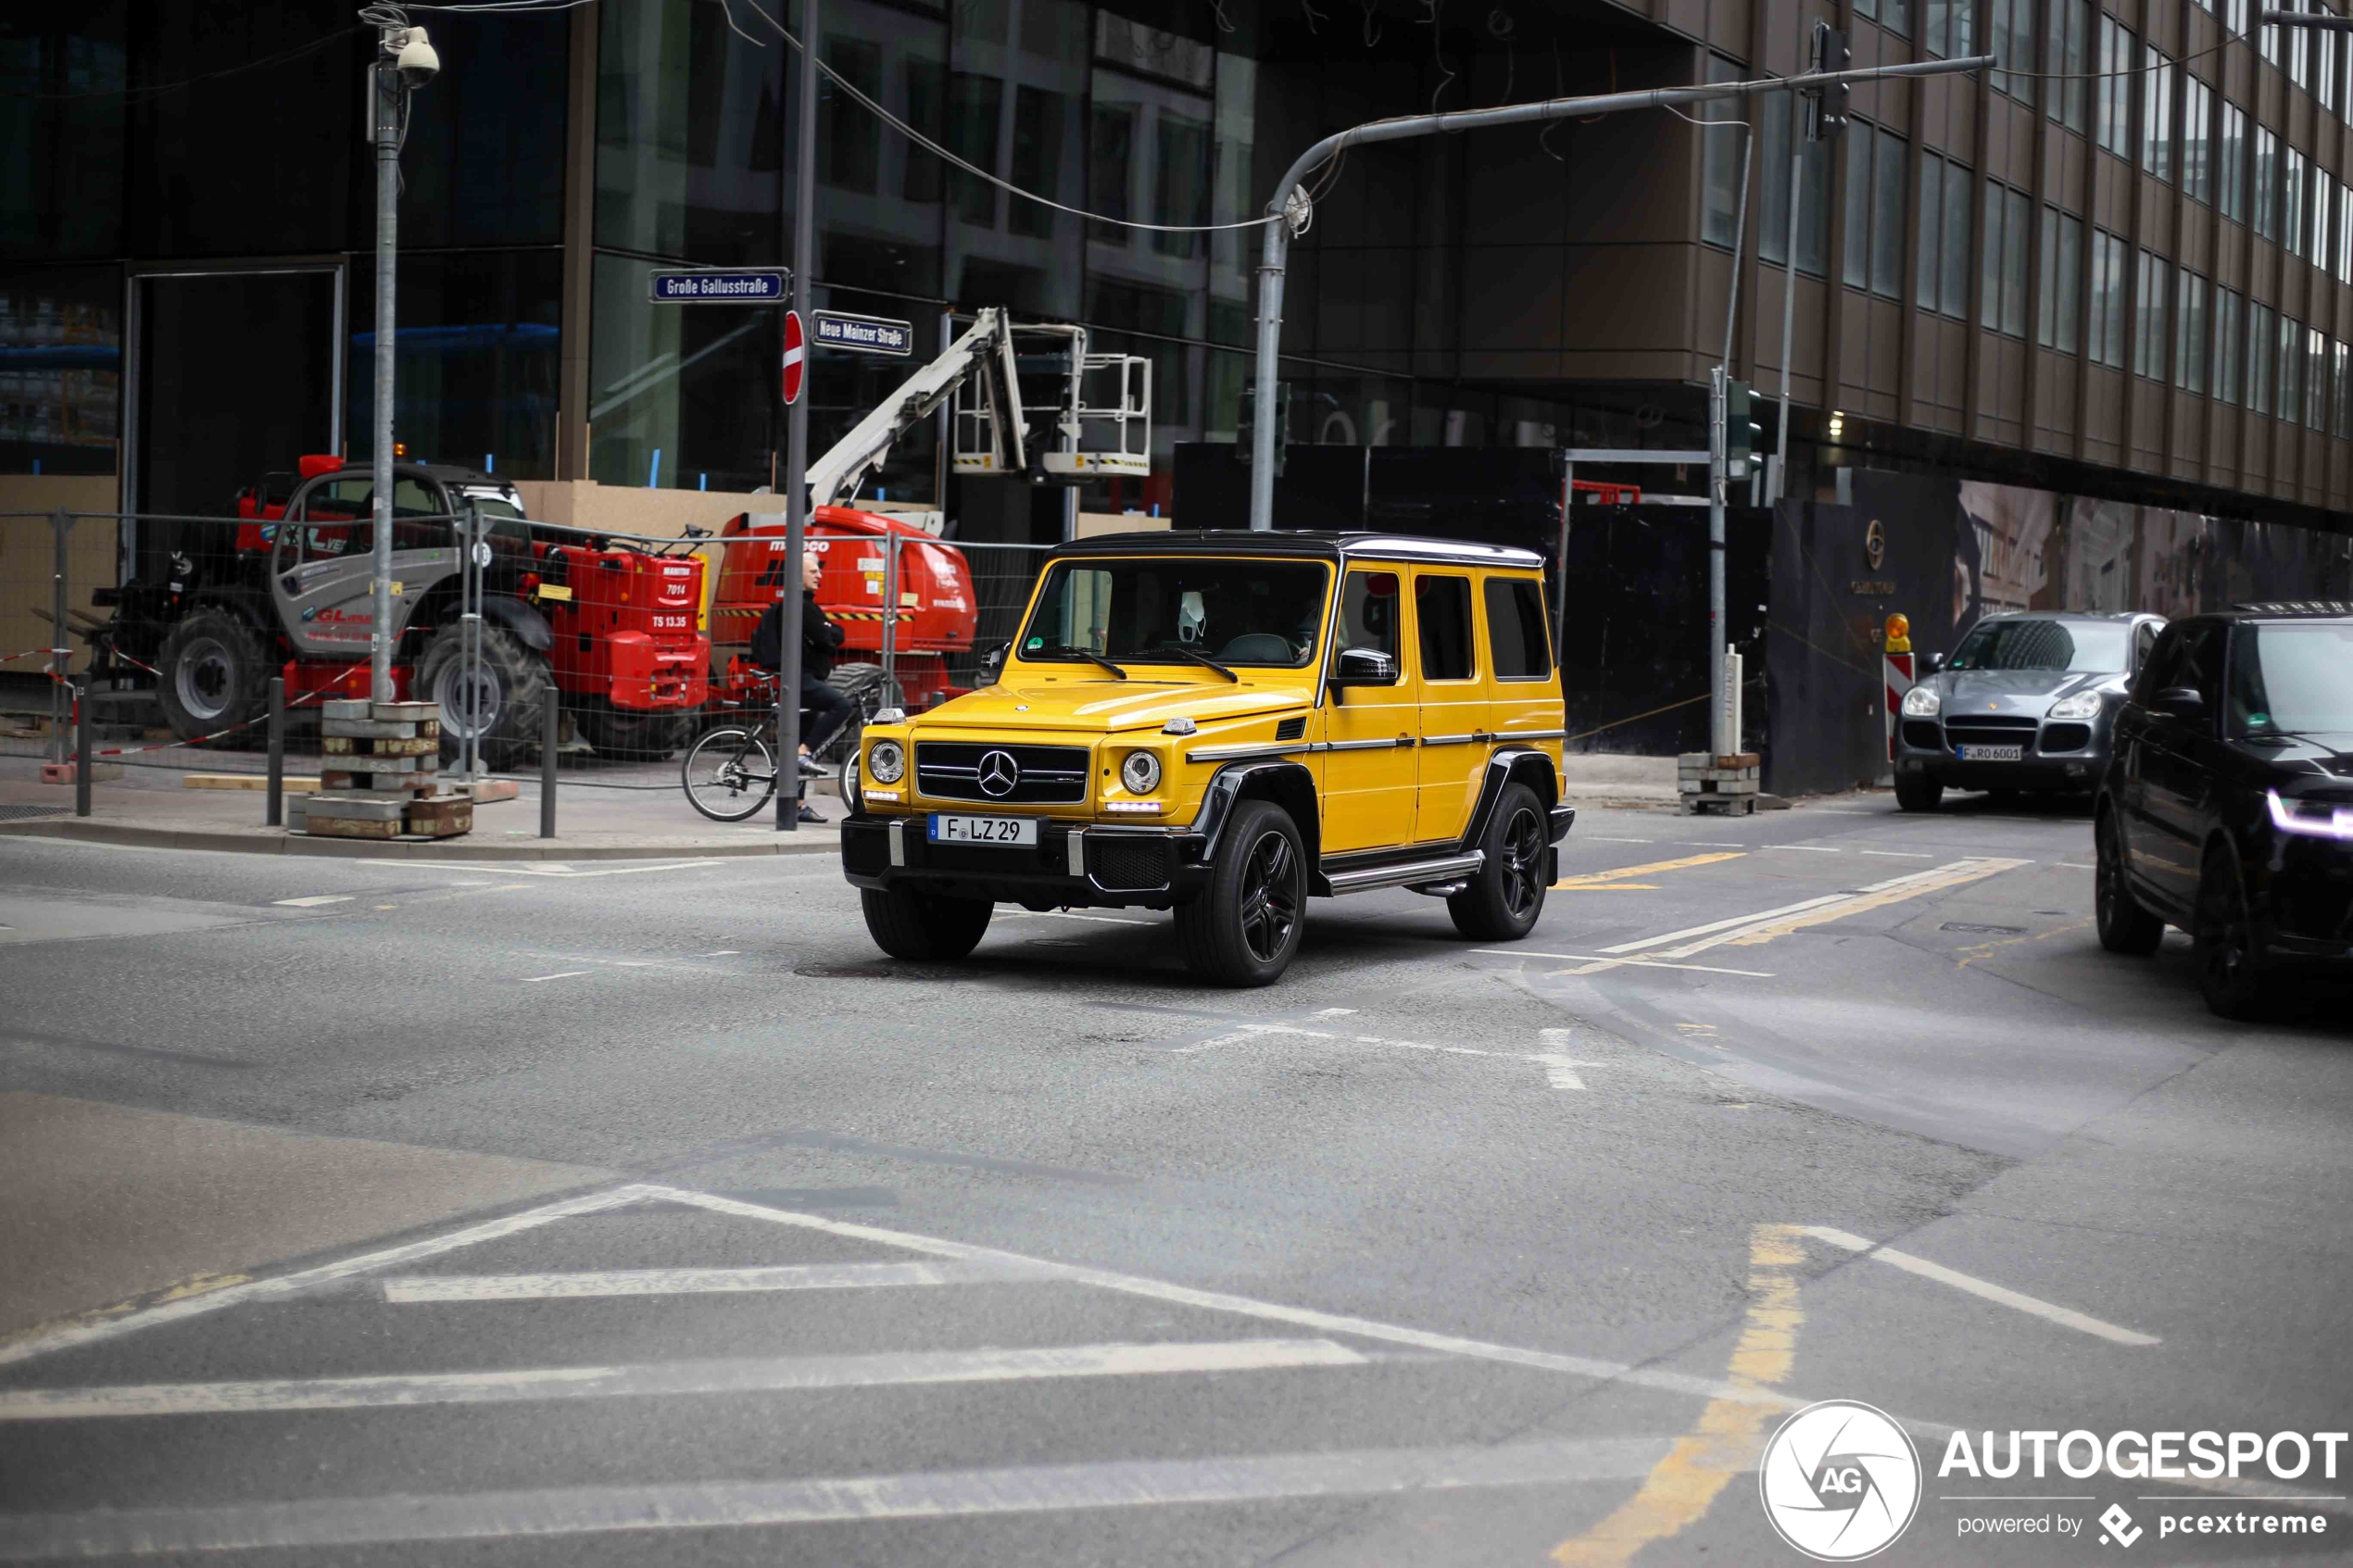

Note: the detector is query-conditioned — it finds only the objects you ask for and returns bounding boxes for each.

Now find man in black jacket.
[749,549,852,823]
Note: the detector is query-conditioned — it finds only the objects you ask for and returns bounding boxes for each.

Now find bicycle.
[680,661,897,822]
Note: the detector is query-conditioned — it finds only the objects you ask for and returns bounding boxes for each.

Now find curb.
[0,819,841,861]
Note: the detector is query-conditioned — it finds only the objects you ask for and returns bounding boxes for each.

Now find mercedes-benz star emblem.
[977,749,1021,798]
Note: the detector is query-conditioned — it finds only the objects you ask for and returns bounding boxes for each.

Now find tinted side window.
[2134,625,2186,701]
[1416,574,1475,681]
[1484,576,1553,681]
[1340,571,1401,659]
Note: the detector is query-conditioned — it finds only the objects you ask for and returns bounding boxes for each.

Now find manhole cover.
[1941,922,2026,935]
[0,804,69,822]
[792,963,899,980]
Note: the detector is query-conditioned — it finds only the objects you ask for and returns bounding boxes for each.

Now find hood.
[2246,734,2353,795]
[916,673,1315,736]
[1933,668,2119,713]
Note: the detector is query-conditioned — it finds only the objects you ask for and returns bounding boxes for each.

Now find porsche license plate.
[1957,744,2024,762]
[928,813,1039,847]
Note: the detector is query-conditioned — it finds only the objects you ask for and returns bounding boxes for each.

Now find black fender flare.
[481,596,554,653]
[1189,760,1321,873]
[1460,748,1572,852]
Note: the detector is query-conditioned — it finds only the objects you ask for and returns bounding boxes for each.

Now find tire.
[681,727,776,822]
[416,621,550,771]
[1894,771,1944,812]
[2094,809,2164,956]
[157,607,272,745]
[860,886,994,962]
[2194,844,2271,1021]
[1176,798,1307,986]
[1449,782,1549,942]
[577,704,692,761]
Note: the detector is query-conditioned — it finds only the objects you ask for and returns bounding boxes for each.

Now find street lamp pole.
[1246,53,1994,530]
[367,16,437,702]
[775,0,819,830]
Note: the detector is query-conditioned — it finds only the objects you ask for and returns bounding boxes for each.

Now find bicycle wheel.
[681,727,777,822]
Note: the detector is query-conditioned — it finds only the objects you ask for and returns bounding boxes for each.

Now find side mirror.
[980,642,1007,681]
[2155,685,2206,719]
[1919,650,1944,673]
[1328,646,1401,691]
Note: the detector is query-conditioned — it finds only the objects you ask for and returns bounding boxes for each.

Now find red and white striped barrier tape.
[94,663,370,757]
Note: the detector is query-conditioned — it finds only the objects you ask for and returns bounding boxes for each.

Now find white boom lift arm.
[801,307,1151,509]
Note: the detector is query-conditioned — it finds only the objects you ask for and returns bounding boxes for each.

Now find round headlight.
[868,738,905,784]
[1901,684,1942,718]
[1120,748,1163,795]
[2048,691,2104,721]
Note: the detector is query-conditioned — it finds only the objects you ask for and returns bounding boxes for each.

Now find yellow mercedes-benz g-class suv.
[838,531,1573,985]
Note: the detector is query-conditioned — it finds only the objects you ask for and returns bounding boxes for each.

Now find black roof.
[2226,601,2353,618]
[1053,529,1546,569]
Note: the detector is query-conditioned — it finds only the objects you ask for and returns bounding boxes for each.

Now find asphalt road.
[1,791,2348,1566]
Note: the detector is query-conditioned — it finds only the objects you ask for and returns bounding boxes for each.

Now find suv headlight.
[2267,790,2353,840]
[2047,691,2103,721]
[1901,685,1942,718]
[868,738,905,784]
[1120,748,1163,795]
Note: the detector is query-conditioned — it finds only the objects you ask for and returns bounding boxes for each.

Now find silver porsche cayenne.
[1893,611,2166,811]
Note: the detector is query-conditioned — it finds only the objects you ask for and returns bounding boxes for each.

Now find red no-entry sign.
[781,309,805,406]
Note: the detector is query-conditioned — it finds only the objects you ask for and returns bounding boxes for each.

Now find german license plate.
[928,813,1038,847]
[1957,744,2024,762]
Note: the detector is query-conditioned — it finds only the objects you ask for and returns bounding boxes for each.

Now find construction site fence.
[0,510,1063,820]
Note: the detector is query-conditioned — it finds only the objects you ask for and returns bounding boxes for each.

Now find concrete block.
[323,735,436,757]
[404,797,474,837]
[320,720,419,740]
[305,814,404,840]
[301,795,409,822]
[39,761,123,784]
[457,779,522,803]
[183,773,321,791]
[321,698,374,721]
[372,701,441,724]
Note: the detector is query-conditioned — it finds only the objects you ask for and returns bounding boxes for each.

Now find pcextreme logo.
[1759,1400,1923,1561]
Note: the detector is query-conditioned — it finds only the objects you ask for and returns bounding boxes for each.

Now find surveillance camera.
[393,26,439,89]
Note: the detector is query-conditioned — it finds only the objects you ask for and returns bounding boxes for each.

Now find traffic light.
[1808,22,1850,142]
[1725,380,1762,477]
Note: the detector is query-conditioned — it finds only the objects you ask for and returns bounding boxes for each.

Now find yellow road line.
[1954,918,2093,969]
[1552,1223,1803,1566]
[1554,852,1744,891]
[1705,859,2028,951]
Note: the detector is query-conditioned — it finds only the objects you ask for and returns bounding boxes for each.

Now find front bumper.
[841,813,1212,909]
[1894,715,2110,791]
[2254,832,2353,960]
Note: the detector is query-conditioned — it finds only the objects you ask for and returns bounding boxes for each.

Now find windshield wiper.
[1038,644,1127,680]
[1148,644,1239,682]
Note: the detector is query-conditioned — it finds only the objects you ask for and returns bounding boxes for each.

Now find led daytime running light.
[2267,789,2353,840]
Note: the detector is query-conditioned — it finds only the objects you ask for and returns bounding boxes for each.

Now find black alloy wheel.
[1176,798,1307,986]
[2194,846,2270,1021]
[1238,828,1302,965]
[2094,809,2165,955]
[1449,782,1549,941]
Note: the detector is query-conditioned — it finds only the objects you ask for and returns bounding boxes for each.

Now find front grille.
[1093,837,1173,890]
[915,741,1088,804]
[1942,716,2039,749]
[2040,722,2094,753]
[1900,720,1943,750]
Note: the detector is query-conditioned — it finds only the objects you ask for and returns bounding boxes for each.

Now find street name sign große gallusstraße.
[648,270,787,303]
[814,311,914,356]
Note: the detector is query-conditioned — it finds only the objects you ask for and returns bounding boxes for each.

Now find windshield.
[1946,618,2130,672]
[1019,558,1330,670]
[2230,622,2353,736]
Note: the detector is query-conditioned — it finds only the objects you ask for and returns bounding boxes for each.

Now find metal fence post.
[74,675,92,817]
[540,686,559,837]
[881,531,899,693]
[265,677,286,827]
[49,508,70,764]
[458,498,483,781]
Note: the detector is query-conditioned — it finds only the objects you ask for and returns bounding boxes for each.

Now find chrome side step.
[1323,851,1484,896]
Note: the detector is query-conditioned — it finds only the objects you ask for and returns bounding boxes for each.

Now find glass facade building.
[10,0,2353,539]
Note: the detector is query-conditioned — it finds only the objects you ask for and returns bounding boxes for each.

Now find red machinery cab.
[711,508,976,709]
[537,546,711,715]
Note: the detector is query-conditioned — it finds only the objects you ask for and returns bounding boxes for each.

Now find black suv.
[2095,604,2353,1017]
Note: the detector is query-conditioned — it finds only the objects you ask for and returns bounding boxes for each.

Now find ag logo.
[1758,1399,1920,1561]
[1864,518,1887,570]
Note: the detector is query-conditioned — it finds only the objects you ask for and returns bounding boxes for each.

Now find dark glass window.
[1416,574,1475,681]
[596,0,784,263]
[1021,558,1328,667]
[0,266,120,477]
[586,252,780,493]
[1485,576,1553,681]
[0,6,127,261]
[348,250,561,481]
[396,11,569,249]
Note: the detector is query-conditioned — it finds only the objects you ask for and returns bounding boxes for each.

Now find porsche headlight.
[2047,691,2103,721]
[868,738,905,784]
[1901,684,1942,718]
[1120,748,1163,795]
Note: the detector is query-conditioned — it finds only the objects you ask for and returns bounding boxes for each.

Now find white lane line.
[648,1185,1797,1410]
[1680,841,1746,847]
[1584,836,1657,844]
[1857,850,1934,859]
[380,860,724,879]
[0,1185,642,1370]
[382,1259,1051,1302]
[1478,949,1777,979]
[1761,845,1843,853]
[1535,1028,1591,1090]
[1171,1022,1586,1093]
[700,949,741,956]
[0,1438,1674,1558]
[520,971,591,984]
[1598,893,1858,953]
[271,896,353,908]
[0,1339,1368,1423]
[2057,862,2095,870]
[1799,1226,2160,1347]
[1602,859,2030,959]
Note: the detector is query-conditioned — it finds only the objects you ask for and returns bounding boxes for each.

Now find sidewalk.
[0,750,1689,861]
[0,757,844,860]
